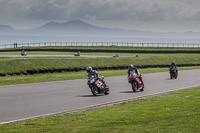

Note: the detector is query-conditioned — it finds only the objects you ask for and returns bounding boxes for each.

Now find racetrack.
[0,69,200,124]
[0,55,132,58]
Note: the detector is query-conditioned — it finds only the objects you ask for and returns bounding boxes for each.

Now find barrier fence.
[0,42,200,49]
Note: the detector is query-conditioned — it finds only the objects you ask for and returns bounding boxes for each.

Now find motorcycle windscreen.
[130,72,136,78]
[90,79,95,84]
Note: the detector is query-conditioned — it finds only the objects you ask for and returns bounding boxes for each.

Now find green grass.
[0,47,200,132]
[1,53,200,74]
[0,66,200,86]
[0,86,199,132]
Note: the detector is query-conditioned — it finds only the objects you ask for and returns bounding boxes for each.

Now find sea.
[0,34,200,49]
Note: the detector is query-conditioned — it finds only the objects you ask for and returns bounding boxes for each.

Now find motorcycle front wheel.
[131,82,137,92]
[170,73,173,79]
[104,85,110,95]
[140,83,144,91]
[90,85,99,96]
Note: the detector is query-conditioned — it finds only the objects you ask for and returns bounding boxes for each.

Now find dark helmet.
[128,64,134,69]
[171,61,175,65]
[86,66,92,73]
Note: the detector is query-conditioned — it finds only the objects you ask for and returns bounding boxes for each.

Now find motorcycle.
[113,53,119,57]
[128,73,144,92]
[88,76,109,96]
[74,51,80,56]
[169,66,178,79]
[21,51,27,56]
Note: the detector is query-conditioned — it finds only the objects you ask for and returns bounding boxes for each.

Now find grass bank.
[0,66,200,86]
[1,53,200,74]
[0,86,199,132]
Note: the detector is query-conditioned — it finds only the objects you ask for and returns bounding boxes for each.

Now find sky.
[0,0,200,33]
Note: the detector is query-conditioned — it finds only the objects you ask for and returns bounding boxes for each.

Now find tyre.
[104,85,110,95]
[170,73,173,79]
[90,86,98,96]
[175,72,178,79]
[140,83,144,91]
[131,82,137,92]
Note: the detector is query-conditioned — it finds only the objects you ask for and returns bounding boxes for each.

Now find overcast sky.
[0,0,200,32]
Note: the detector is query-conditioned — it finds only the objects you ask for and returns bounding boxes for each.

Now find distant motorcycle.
[88,76,109,96]
[21,51,27,56]
[128,73,144,92]
[113,53,119,57]
[74,51,80,56]
[169,66,178,79]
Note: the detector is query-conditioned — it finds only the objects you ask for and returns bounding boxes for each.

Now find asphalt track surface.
[0,69,200,124]
[0,55,132,58]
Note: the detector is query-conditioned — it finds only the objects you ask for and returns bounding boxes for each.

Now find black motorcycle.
[74,51,80,56]
[169,66,178,79]
[21,51,27,56]
[88,76,109,96]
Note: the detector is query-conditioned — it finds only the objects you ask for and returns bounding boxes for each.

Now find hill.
[1,20,200,37]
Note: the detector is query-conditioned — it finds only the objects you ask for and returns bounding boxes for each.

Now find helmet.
[128,64,134,69]
[86,66,92,73]
[171,61,175,65]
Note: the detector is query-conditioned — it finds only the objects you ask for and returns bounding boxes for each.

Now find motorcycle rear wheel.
[131,82,137,92]
[175,72,178,79]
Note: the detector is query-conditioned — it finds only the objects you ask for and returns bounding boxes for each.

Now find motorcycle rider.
[77,51,80,56]
[86,66,109,95]
[21,49,26,56]
[169,61,178,74]
[86,66,100,85]
[127,64,143,84]
[169,61,177,68]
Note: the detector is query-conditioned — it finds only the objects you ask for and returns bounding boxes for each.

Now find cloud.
[0,0,200,21]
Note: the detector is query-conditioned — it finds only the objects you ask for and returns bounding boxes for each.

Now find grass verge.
[1,53,200,74]
[0,66,200,86]
[0,86,199,132]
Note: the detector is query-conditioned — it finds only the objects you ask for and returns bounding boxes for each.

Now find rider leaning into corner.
[86,66,98,79]
[86,66,101,84]
[127,64,144,84]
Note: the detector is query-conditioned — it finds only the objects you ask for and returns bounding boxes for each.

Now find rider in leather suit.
[169,61,178,74]
[86,66,100,84]
[127,64,143,83]
[170,61,177,68]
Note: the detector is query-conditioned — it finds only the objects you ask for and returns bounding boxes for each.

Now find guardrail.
[0,42,200,49]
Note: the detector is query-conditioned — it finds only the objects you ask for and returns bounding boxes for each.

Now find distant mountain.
[1,20,200,37]
[25,20,162,36]
[38,20,102,30]
[28,20,124,35]
[29,20,103,34]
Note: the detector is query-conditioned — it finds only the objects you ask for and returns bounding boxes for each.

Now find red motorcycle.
[128,73,144,92]
[88,76,109,96]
